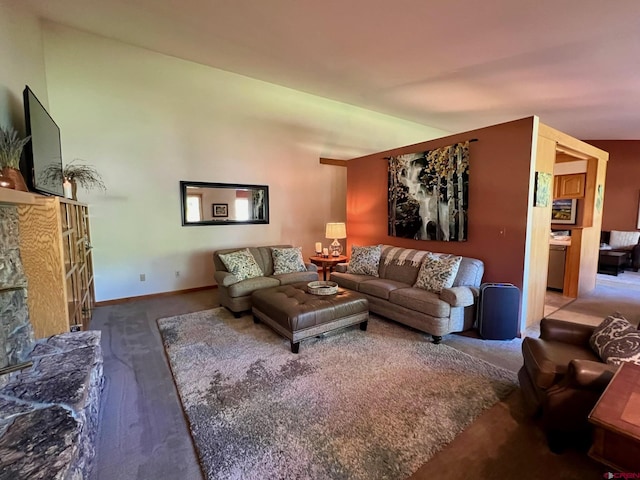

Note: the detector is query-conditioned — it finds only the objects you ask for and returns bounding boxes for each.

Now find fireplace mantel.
[0,188,39,205]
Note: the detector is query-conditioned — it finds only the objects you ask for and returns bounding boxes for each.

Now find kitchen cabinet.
[554,173,585,199]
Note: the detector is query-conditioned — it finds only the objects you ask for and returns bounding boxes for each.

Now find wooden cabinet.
[17,196,95,338]
[554,173,585,199]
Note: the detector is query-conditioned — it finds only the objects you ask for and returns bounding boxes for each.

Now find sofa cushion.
[226,276,280,297]
[347,245,382,276]
[590,313,640,366]
[389,287,451,318]
[271,246,307,274]
[358,278,407,300]
[609,231,640,249]
[273,270,319,286]
[218,248,264,281]
[378,245,427,284]
[330,272,376,292]
[414,252,462,293]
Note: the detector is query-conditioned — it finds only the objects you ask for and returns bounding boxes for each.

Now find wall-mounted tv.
[22,86,64,196]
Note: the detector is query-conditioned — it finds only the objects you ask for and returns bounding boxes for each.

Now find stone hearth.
[0,331,103,479]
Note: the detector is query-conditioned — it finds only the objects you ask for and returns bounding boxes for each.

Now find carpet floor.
[158,307,518,480]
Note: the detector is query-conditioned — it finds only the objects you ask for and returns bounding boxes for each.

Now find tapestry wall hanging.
[388,141,469,241]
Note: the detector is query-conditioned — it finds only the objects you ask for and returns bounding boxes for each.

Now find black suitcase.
[477,283,520,340]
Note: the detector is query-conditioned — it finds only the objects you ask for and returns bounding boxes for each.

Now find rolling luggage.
[476,283,520,340]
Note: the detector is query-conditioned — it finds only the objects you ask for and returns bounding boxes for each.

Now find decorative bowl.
[307,281,338,296]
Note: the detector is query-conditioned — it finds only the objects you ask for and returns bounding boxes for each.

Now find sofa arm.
[334,263,349,273]
[632,244,640,270]
[305,263,318,272]
[562,359,618,391]
[540,318,596,346]
[214,270,240,287]
[439,286,475,307]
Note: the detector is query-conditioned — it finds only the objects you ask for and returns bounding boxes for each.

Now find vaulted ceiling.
[22,0,640,139]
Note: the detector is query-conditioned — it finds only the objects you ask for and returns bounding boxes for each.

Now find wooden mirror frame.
[180,181,269,226]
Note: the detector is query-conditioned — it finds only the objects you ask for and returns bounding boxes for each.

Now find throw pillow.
[218,248,263,282]
[271,247,307,275]
[347,245,382,277]
[413,252,462,293]
[590,313,640,366]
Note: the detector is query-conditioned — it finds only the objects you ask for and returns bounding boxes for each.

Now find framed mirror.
[180,181,269,226]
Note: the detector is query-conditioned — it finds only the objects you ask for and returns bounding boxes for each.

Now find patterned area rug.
[158,308,517,480]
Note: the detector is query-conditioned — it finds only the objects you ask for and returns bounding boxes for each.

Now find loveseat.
[330,245,484,343]
[213,245,319,316]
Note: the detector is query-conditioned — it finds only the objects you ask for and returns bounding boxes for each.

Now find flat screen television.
[22,86,64,196]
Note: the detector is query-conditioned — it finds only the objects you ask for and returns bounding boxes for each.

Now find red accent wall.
[586,140,640,232]
[347,117,535,288]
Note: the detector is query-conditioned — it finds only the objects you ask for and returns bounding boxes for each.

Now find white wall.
[41,24,449,301]
[0,2,48,131]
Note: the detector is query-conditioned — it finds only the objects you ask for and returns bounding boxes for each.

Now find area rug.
[158,308,517,480]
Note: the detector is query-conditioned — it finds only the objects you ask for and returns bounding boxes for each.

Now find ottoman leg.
[253,315,260,324]
[290,341,300,354]
[359,320,368,331]
[432,335,442,344]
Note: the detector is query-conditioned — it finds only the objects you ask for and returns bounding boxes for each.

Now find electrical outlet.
[175,271,180,277]
[140,273,146,281]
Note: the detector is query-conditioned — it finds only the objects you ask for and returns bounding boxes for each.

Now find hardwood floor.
[90,289,216,480]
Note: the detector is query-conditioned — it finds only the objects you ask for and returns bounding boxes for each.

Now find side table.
[309,255,348,281]
[588,362,640,473]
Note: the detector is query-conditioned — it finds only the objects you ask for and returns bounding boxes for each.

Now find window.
[235,198,250,221]
[186,194,203,222]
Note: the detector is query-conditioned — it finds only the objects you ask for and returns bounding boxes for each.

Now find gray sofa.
[330,244,484,343]
[213,245,319,317]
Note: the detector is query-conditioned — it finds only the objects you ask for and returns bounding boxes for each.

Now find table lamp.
[325,222,346,257]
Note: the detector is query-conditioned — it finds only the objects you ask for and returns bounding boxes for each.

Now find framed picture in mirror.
[212,203,228,217]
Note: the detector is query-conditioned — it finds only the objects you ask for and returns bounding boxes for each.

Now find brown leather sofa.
[600,230,640,272]
[518,318,618,451]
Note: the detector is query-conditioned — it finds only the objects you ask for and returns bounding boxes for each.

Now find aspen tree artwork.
[388,141,469,241]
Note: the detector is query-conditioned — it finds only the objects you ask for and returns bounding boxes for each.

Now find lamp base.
[330,239,342,257]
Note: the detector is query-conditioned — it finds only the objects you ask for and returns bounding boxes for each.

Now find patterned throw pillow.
[218,248,263,281]
[347,245,382,277]
[413,252,462,293]
[271,247,307,275]
[589,313,640,366]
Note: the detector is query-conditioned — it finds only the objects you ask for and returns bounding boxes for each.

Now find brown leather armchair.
[518,318,619,451]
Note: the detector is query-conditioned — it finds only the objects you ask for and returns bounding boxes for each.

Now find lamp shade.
[325,222,346,239]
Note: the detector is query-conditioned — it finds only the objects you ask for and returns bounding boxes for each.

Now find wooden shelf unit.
[17,196,95,338]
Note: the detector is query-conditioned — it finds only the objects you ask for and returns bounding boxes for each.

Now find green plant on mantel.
[41,159,106,200]
[0,125,30,169]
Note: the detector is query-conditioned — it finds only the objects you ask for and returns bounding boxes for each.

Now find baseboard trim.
[95,285,217,306]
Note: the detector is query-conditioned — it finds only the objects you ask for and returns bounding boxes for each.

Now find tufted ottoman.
[251,282,369,353]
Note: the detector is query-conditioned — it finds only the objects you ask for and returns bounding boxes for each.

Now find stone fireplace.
[0,206,35,377]
[0,203,104,478]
